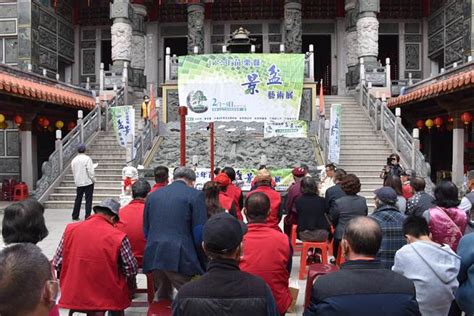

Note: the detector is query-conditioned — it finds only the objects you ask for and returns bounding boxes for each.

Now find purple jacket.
[428,207,467,251]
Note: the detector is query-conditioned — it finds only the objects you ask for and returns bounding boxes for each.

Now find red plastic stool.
[291,225,303,254]
[148,300,172,316]
[13,182,28,201]
[304,263,339,308]
[69,311,124,316]
[299,241,329,280]
[336,243,345,267]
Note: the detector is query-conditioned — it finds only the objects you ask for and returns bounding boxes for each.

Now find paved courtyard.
[0,208,307,315]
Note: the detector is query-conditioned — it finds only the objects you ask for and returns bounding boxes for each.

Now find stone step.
[339,151,392,156]
[44,201,103,209]
[90,154,127,160]
[341,170,384,177]
[55,187,122,194]
[338,161,388,168]
[88,144,126,150]
[340,131,378,136]
[60,180,121,186]
[48,193,120,201]
[341,127,376,132]
[64,174,123,181]
[340,142,389,147]
[340,134,384,140]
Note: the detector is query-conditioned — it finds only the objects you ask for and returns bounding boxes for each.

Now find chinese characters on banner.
[178,54,305,122]
[194,168,294,192]
[264,120,308,138]
[110,106,135,150]
[328,104,342,165]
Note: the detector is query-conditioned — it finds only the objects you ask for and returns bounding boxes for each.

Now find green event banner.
[178,54,305,122]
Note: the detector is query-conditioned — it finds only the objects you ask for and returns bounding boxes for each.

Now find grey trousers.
[152,270,192,300]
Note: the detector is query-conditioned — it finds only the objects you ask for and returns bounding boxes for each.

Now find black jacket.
[330,195,368,240]
[325,184,346,212]
[173,258,279,316]
[295,193,330,233]
[406,191,436,217]
[304,260,420,316]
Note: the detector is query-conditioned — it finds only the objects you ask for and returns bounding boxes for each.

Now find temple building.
[0,0,460,94]
[0,0,473,191]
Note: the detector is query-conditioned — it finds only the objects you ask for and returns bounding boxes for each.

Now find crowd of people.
[1,155,474,316]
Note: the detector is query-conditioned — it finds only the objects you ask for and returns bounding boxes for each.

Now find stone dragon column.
[187,3,205,54]
[131,1,147,89]
[110,0,133,74]
[356,0,380,72]
[284,0,302,53]
[345,0,359,88]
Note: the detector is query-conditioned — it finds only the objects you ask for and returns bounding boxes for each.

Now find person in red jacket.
[240,192,293,315]
[401,169,416,200]
[116,179,151,267]
[222,167,244,220]
[150,166,169,193]
[214,173,238,218]
[53,198,138,314]
[248,169,282,230]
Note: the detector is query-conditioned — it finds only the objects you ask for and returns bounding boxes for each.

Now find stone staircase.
[43,104,144,210]
[325,95,393,210]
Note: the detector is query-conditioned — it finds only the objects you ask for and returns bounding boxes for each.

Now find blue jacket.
[143,180,207,276]
[456,233,474,315]
[304,260,420,316]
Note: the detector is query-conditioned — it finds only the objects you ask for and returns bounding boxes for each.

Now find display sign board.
[178,54,305,122]
[110,106,135,148]
[264,120,308,138]
[328,103,341,164]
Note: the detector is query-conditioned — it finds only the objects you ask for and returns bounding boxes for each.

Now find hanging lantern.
[416,120,425,130]
[461,112,473,126]
[434,117,443,128]
[13,115,23,127]
[0,114,5,124]
[55,120,64,130]
[38,117,44,125]
[66,121,76,131]
[41,118,50,129]
[425,119,434,130]
[0,122,8,130]
[448,116,454,123]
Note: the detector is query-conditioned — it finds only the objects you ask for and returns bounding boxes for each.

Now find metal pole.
[210,122,215,181]
[179,106,188,166]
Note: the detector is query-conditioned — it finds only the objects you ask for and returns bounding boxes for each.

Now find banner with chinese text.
[264,120,307,138]
[194,168,294,192]
[178,54,305,122]
[328,104,341,164]
[110,106,135,148]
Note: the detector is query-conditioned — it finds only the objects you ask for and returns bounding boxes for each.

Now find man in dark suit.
[143,167,207,301]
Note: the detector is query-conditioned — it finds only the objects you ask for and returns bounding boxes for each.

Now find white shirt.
[459,192,473,213]
[71,153,95,187]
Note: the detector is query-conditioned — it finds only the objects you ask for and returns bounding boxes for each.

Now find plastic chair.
[2,178,16,201]
[290,224,303,254]
[13,182,28,201]
[336,243,345,266]
[147,300,172,316]
[304,264,339,308]
[299,241,329,280]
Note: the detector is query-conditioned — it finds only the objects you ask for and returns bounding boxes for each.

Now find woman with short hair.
[384,175,407,213]
[330,174,368,259]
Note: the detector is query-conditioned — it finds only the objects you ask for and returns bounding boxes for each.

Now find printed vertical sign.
[110,106,135,148]
[328,103,341,164]
[264,120,308,138]
[178,54,305,122]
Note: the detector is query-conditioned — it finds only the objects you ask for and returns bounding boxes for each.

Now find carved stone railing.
[358,81,434,193]
[32,86,125,201]
[131,114,159,168]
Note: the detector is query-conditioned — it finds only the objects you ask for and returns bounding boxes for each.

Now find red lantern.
[461,112,473,126]
[448,116,454,123]
[41,118,50,129]
[66,121,76,131]
[38,117,44,125]
[416,120,425,130]
[13,115,23,127]
[434,117,443,128]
